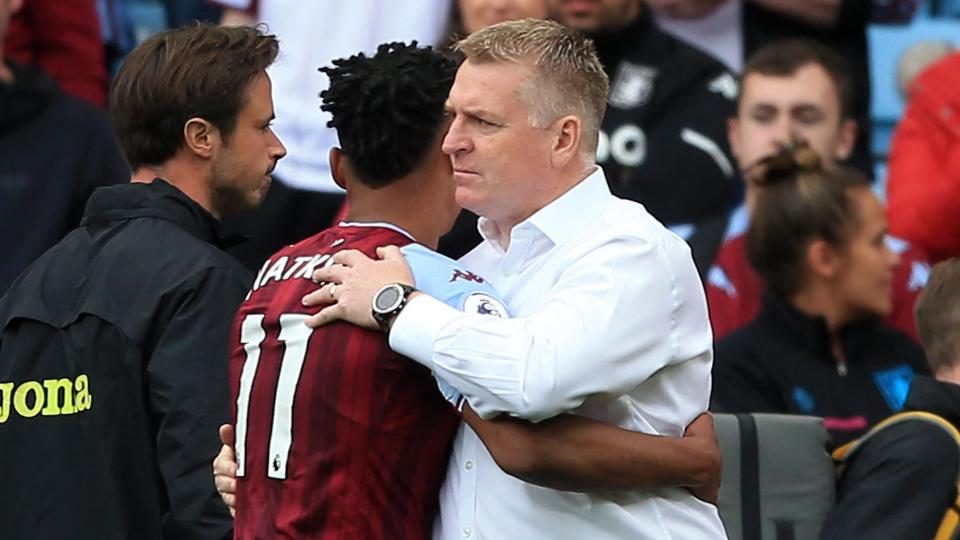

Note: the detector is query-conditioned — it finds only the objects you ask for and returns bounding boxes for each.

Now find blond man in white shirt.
[303,18,727,540]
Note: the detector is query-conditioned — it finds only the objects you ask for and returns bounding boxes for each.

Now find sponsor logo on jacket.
[0,374,93,423]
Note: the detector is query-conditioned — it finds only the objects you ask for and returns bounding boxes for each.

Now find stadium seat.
[714,413,835,540]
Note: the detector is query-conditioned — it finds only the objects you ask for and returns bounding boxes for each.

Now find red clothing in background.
[5,0,108,108]
[887,53,960,263]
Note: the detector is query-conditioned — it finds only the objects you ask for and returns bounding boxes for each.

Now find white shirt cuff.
[388,294,461,369]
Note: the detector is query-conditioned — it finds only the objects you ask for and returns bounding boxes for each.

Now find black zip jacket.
[593,10,740,274]
[711,295,929,447]
[821,376,960,540]
[0,180,250,540]
[0,61,130,295]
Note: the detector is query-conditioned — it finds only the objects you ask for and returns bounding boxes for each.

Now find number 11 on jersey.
[235,313,313,479]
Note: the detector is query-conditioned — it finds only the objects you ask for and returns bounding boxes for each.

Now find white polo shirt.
[391,168,727,539]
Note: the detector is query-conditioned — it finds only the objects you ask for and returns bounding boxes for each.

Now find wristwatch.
[371,283,417,333]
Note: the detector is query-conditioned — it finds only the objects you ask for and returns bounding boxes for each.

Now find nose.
[442,117,472,156]
[271,129,287,161]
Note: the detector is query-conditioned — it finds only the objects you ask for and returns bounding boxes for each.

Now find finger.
[302,283,339,308]
[332,249,373,267]
[220,493,236,509]
[215,471,237,493]
[312,263,348,284]
[213,446,237,476]
[375,245,404,261]
[219,424,235,447]
[305,304,343,329]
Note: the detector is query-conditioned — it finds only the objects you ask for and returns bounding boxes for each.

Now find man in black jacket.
[0,0,130,295]
[0,24,285,540]
[821,257,960,540]
[548,0,740,273]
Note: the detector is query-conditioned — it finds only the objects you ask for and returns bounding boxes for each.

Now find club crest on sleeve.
[462,292,508,319]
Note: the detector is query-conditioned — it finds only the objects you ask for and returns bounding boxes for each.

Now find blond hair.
[455,18,609,157]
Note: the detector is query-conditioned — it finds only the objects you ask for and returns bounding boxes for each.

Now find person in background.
[5,0,108,107]
[0,23,285,539]
[711,141,929,447]
[886,51,960,264]
[821,257,960,540]
[0,0,129,295]
[644,0,923,179]
[706,39,930,343]
[548,0,740,275]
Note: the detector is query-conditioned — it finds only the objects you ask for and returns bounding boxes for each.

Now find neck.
[492,163,598,250]
[936,364,960,386]
[132,162,219,218]
[343,176,444,250]
[790,285,850,361]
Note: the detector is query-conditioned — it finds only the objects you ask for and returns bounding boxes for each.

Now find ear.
[329,147,348,190]
[806,238,843,280]
[183,117,219,159]
[550,115,582,168]
[835,118,857,161]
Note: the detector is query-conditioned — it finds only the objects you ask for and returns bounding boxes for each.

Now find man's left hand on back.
[304,245,414,330]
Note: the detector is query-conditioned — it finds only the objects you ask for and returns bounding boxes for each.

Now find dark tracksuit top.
[711,295,929,447]
[821,376,960,540]
[0,180,250,540]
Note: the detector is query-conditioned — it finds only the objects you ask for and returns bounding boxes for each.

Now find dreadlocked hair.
[320,41,458,188]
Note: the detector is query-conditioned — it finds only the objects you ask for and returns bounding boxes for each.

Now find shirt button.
[465,460,474,470]
[463,527,472,537]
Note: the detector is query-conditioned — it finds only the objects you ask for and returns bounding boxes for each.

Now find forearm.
[463,406,718,492]
[747,0,841,27]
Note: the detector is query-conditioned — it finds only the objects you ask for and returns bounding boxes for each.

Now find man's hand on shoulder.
[303,246,415,330]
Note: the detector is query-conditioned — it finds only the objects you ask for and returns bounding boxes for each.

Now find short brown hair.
[742,39,854,121]
[914,258,960,374]
[747,141,871,298]
[110,24,279,169]
[455,18,609,156]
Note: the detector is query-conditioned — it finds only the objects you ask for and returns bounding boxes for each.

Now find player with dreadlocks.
[224,41,482,539]
[230,43,480,539]
[220,40,726,540]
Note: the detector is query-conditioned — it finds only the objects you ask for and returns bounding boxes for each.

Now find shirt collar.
[338,221,416,241]
[476,167,611,251]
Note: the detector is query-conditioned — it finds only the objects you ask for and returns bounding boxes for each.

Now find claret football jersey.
[229,222,506,540]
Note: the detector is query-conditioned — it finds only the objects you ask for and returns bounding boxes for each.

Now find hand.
[220,7,256,26]
[303,246,415,330]
[646,0,729,18]
[682,413,722,505]
[212,424,238,517]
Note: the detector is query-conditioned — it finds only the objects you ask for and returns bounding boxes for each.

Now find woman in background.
[711,142,929,447]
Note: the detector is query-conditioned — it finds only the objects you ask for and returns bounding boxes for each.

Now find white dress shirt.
[391,168,727,539]
[215,0,450,192]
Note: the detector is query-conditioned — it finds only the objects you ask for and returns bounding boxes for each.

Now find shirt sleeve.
[390,233,712,422]
[146,267,246,539]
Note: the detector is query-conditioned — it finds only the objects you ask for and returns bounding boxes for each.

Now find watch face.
[375,285,402,312]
